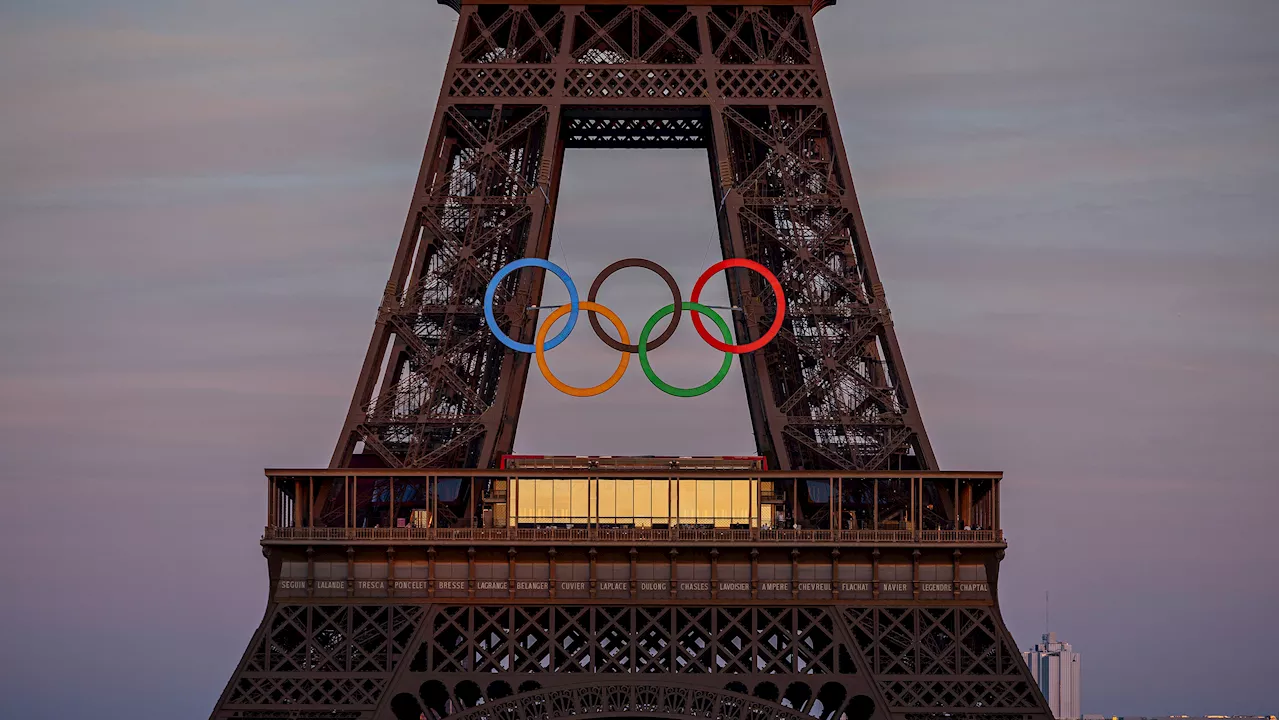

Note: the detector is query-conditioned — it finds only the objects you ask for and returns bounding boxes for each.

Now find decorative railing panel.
[563,66,708,99]
[716,68,824,99]
[448,66,558,97]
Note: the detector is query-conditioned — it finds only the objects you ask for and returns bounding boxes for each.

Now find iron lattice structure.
[329,0,934,473]
[211,2,1054,719]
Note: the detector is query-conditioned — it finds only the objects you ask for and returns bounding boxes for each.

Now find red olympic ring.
[690,259,785,354]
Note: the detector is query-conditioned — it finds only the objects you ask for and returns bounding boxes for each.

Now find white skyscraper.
[1023,632,1081,719]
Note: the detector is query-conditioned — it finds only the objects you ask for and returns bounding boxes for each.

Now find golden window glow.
[509,477,757,527]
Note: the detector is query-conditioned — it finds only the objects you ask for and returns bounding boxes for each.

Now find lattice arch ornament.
[216,600,1047,719]
[394,680,841,720]
[377,603,881,719]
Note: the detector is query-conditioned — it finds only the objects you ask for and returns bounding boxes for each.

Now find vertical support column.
[997,477,1002,531]
[668,548,679,600]
[831,478,838,533]
[329,6,473,468]
[705,103,789,470]
[873,481,879,529]
[909,478,915,534]
[911,548,920,601]
[696,7,789,469]
[710,548,719,600]
[548,547,558,599]
[749,548,759,600]
[629,547,638,600]
[508,547,517,600]
[467,546,476,599]
[306,546,315,600]
[387,546,397,598]
[791,484,798,529]
[871,547,881,600]
[346,545,355,599]
[955,478,960,530]
[953,549,962,601]
[799,6,936,471]
[427,546,436,599]
[477,6,577,468]
[789,548,799,600]
[830,548,840,600]
[588,547,598,599]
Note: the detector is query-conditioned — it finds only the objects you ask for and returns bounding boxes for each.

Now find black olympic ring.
[586,258,682,353]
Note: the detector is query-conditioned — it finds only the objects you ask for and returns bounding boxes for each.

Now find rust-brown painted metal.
[212,3,1052,719]
[328,1,934,473]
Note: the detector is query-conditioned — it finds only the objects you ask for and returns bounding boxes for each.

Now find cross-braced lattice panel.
[758,289,913,471]
[227,605,422,707]
[709,6,812,64]
[673,608,714,673]
[510,606,553,672]
[552,606,593,672]
[597,605,638,672]
[720,104,921,471]
[448,67,557,98]
[880,679,1040,710]
[564,67,708,99]
[358,105,549,468]
[564,112,708,148]
[721,106,844,200]
[717,68,823,99]
[844,608,1044,710]
[227,675,386,707]
[461,5,564,63]
[571,5,701,64]
[416,606,855,677]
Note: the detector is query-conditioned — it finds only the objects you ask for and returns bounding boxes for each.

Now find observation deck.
[263,458,1003,549]
[261,458,1003,604]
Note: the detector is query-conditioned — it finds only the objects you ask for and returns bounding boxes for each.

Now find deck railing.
[266,468,1004,543]
[262,525,1003,544]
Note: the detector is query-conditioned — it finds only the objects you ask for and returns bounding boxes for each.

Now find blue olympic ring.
[484,258,579,353]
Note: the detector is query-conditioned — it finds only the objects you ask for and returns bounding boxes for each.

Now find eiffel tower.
[211,0,1054,718]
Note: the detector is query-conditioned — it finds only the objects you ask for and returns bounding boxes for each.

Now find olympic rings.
[690,259,785,354]
[639,303,733,398]
[588,258,681,353]
[536,302,630,397]
[482,256,786,398]
[484,258,579,353]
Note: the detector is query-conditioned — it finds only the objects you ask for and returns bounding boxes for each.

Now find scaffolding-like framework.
[328,0,933,473]
[210,2,1054,718]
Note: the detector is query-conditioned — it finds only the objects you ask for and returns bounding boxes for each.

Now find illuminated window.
[509,477,756,527]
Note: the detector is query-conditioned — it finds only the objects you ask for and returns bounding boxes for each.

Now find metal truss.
[215,601,1046,720]
[331,2,935,473]
[213,3,1053,719]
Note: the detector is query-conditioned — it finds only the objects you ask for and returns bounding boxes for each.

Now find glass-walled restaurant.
[511,477,758,528]
[266,469,1002,541]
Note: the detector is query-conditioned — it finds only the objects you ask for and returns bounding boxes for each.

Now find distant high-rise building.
[1023,632,1082,719]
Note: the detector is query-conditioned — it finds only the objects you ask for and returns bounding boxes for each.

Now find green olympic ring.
[638,302,735,398]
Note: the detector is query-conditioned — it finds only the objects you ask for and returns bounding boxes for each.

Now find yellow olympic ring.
[535,301,630,397]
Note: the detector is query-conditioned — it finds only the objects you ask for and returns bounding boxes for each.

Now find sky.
[0,1,1275,717]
